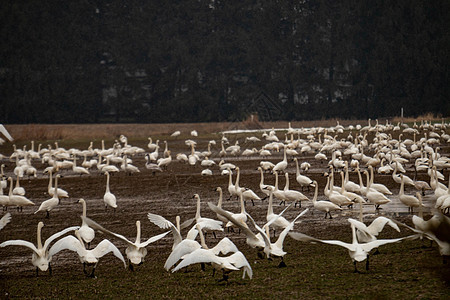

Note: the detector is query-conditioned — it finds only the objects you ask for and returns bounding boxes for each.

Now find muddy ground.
[0,130,449,298]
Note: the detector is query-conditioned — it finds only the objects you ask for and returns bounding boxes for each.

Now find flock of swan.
[0,119,449,281]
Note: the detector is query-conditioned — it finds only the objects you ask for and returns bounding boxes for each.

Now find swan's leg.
[49,263,52,276]
[366,255,370,270]
[128,260,134,271]
[278,257,287,268]
[200,263,206,271]
[251,199,255,206]
[89,263,98,278]
[353,261,360,273]
[36,267,39,277]
[83,263,87,275]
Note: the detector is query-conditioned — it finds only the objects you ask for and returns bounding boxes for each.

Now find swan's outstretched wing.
[180,217,195,230]
[140,231,170,248]
[172,249,238,273]
[48,235,84,258]
[164,239,201,271]
[147,213,182,246]
[211,237,239,256]
[274,208,309,249]
[92,239,126,267]
[0,240,38,254]
[82,216,133,246]
[360,234,420,252]
[0,124,13,142]
[208,202,260,243]
[227,251,253,279]
[289,231,355,250]
[0,213,11,230]
[366,216,400,236]
[43,226,80,251]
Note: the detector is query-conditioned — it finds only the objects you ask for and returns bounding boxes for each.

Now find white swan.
[367,166,393,195]
[289,219,418,272]
[294,158,314,191]
[12,175,25,196]
[172,224,252,281]
[103,171,117,211]
[311,180,342,219]
[77,199,95,248]
[234,167,261,205]
[283,172,309,207]
[272,146,288,173]
[47,169,69,198]
[398,174,422,213]
[147,213,195,250]
[82,217,169,270]
[49,229,125,277]
[258,166,274,201]
[246,208,309,267]
[0,222,79,275]
[35,174,62,218]
[8,177,34,211]
[363,170,391,210]
[72,155,90,176]
[193,194,223,235]
[265,187,291,237]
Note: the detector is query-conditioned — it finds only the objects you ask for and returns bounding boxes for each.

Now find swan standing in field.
[283,172,309,208]
[272,146,288,173]
[35,175,62,218]
[0,212,11,230]
[294,158,314,191]
[72,155,90,176]
[47,170,69,198]
[258,166,274,201]
[398,174,422,213]
[82,217,169,270]
[234,167,261,206]
[8,177,34,211]
[103,171,117,211]
[367,166,393,195]
[12,174,25,196]
[0,222,79,276]
[49,229,126,278]
[77,199,95,248]
[289,219,418,272]
[193,194,223,236]
[310,180,342,219]
[362,170,391,210]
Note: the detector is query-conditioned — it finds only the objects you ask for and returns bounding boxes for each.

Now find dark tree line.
[1,0,449,123]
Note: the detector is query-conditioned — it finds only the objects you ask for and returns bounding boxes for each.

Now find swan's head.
[215,187,222,192]
[37,221,44,231]
[78,198,85,204]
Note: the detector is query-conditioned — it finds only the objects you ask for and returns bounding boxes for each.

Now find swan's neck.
[259,169,264,186]
[235,168,240,187]
[216,189,223,208]
[267,191,274,215]
[37,223,43,249]
[312,184,318,203]
[136,221,141,244]
[195,195,201,219]
[284,174,290,191]
[295,159,300,177]
[8,178,13,196]
[340,172,346,192]
[54,176,60,200]
[274,172,279,190]
[400,177,405,195]
[239,194,245,214]
[15,175,20,187]
[105,173,111,193]
[82,200,87,217]
[176,216,181,232]
[198,227,208,249]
